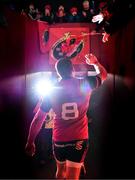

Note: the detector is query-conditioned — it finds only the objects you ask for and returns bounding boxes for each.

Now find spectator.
[92,1,108,34]
[81,0,94,22]
[54,5,67,23]
[98,1,107,12]
[0,6,8,27]
[21,8,27,18]
[28,3,39,20]
[67,7,80,23]
[40,4,54,24]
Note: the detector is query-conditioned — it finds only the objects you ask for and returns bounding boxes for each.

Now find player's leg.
[53,142,66,179]
[55,160,66,179]
[66,160,82,179]
[65,140,89,179]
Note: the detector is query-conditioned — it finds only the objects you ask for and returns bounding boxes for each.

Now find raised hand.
[92,14,104,24]
[85,53,98,65]
[102,32,110,43]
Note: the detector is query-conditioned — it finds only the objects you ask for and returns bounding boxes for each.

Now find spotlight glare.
[35,79,53,97]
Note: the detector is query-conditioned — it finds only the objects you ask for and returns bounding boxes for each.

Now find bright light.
[34,79,54,97]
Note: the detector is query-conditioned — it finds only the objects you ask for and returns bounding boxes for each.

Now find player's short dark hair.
[55,57,73,79]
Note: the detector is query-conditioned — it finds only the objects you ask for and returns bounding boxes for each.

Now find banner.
[38,21,49,53]
[38,22,90,65]
[49,26,90,64]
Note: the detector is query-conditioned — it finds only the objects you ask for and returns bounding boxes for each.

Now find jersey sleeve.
[40,97,52,112]
[86,75,101,89]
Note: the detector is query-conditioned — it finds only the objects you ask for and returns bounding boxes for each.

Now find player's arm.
[86,53,107,84]
[25,98,52,156]
[25,108,46,156]
[95,60,107,83]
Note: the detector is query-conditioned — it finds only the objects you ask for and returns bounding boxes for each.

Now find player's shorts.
[53,139,89,164]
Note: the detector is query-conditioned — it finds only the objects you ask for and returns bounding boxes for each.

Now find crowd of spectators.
[21,0,107,24]
[2,0,134,42]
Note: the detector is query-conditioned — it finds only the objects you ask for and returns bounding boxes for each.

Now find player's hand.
[92,13,104,24]
[25,142,36,157]
[85,53,98,65]
[102,32,110,43]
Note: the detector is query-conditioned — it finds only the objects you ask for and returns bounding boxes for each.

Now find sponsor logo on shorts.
[75,141,83,150]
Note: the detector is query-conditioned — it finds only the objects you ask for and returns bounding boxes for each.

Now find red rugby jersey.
[41,76,100,142]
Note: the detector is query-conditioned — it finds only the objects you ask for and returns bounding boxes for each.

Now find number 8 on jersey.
[62,102,79,120]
